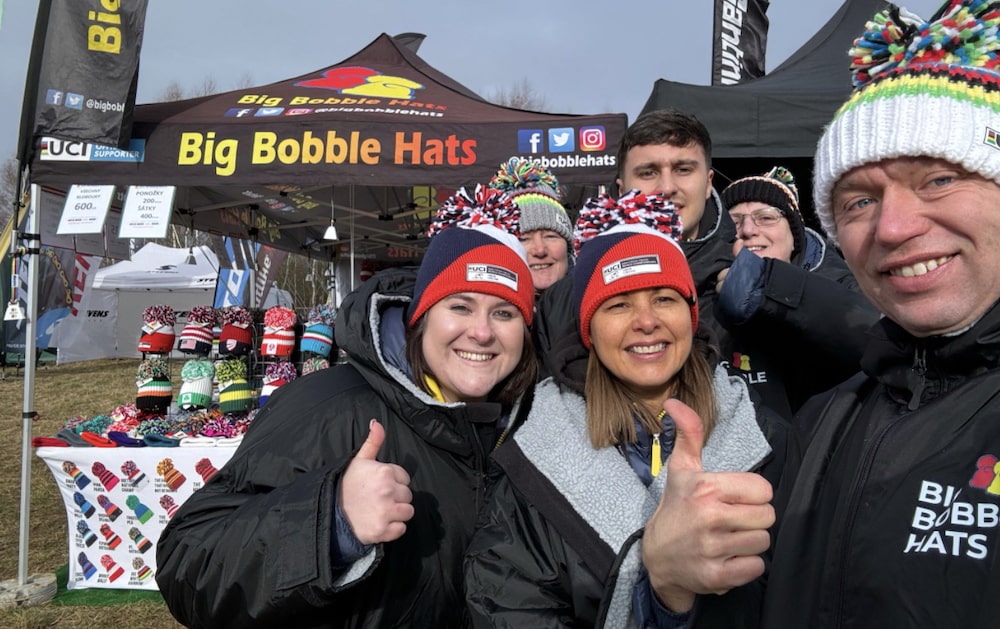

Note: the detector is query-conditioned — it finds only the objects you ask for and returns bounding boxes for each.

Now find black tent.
[640,0,889,218]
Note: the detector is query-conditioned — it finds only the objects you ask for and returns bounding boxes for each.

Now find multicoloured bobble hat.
[100,554,125,583]
[572,190,697,349]
[489,157,573,253]
[300,304,336,357]
[121,460,149,491]
[178,359,215,410]
[125,495,153,524]
[135,357,172,414]
[177,305,216,355]
[407,185,534,326]
[78,552,97,580]
[133,557,152,581]
[301,356,330,375]
[259,360,297,408]
[218,306,253,356]
[261,306,297,357]
[137,305,176,354]
[76,520,97,547]
[721,166,807,259]
[160,495,179,518]
[156,457,187,491]
[216,359,253,414]
[814,0,1000,246]
[195,457,219,483]
[91,461,119,490]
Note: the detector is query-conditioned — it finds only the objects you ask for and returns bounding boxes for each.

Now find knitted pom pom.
[156,458,175,476]
[132,557,145,571]
[426,184,521,239]
[180,358,215,382]
[214,359,247,383]
[136,356,169,381]
[142,304,176,327]
[573,190,682,256]
[121,460,138,477]
[187,305,216,325]
[264,306,296,329]
[218,306,252,327]
[301,356,330,375]
[488,156,560,194]
[306,304,337,326]
[265,360,298,383]
[110,404,139,423]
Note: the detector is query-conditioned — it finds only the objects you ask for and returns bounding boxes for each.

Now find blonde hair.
[584,339,718,449]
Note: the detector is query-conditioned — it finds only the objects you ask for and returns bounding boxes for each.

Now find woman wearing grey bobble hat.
[714,165,878,420]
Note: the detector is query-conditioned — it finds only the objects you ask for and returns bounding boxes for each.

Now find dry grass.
[0,358,182,628]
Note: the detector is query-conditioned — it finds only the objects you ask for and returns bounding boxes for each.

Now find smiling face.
[832,157,1000,337]
[730,201,794,262]
[589,287,693,409]
[519,229,569,292]
[419,293,526,403]
[617,142,714,240]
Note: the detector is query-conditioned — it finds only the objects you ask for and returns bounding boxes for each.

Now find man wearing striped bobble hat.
[764,1,1000,626]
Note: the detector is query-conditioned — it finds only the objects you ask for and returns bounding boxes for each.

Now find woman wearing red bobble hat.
[465,190,788,627]
[157,185,538,627]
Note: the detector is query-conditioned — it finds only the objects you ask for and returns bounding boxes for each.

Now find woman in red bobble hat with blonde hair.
[466,190,789,627]
[157,185,538,627]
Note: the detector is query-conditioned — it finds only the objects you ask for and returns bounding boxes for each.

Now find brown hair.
[616,109,714,180]
[405,314,538,406]
[584,337,717,449]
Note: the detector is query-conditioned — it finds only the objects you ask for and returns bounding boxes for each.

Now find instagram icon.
[579,126,606,151]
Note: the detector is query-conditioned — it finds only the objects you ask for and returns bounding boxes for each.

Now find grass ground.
[0,358,182,628]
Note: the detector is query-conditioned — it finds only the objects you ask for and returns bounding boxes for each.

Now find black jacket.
[156,267,530,628]
[762,300,1000,628]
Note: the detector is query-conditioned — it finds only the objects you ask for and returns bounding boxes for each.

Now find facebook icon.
[517,129,544,154]
[45,89,64,106]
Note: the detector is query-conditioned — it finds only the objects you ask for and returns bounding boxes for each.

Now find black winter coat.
[156,267,529,628]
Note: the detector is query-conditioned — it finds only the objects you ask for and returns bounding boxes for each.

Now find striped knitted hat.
[177,305,216,355]
[489,157,573,254]
[572,190,696,349]
[178,359,215,410]
[814,0,1000,246]
[261,307,297,357]
[721,166,806,260]
[300,304,336,357]
[137,305,176,354]
[216,359,252,414]
[407,185,533,326]
[135,357,172,414]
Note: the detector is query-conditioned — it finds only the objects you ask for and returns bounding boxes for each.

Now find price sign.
[56,185,115,235]
[119,186,175,239]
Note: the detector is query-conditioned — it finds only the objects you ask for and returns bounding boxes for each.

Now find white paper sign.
[119,186,175,239]
[57,185,115,235]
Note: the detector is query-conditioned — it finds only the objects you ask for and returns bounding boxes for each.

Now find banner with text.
[711,0,770,86]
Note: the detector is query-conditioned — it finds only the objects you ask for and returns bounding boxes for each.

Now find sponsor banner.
[711,0,770,86]
[253,245,288,307]
[21,0,148,155]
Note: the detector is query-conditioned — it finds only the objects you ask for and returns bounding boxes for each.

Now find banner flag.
[253,245,288,308]
[17,0,148,163]
[214,237,258,308]
[711,0,770,86]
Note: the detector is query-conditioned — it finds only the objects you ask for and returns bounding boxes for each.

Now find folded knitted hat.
[814,0,1000,245]
[136,357,172,414]
[218,307,253,356]
[178,359,215,410]
[137,305,176,354]
[489,157,573,255]
[572,190,696,349]
[177,305,216,355]
[261,306,297,357]
[77,552,97,580]
[217,359,253,414]
[721,166,807,260]
[259,361,297,408]
[407,185,534,327]
[299,304,336,357]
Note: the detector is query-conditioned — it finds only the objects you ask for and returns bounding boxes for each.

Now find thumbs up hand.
[641,399,774,612]
[339,419,414,545]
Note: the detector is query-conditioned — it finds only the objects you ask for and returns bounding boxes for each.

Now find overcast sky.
[0,0,943,162]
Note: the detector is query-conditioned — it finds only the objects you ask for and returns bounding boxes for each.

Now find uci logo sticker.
[602,255,661,285]
[466,264,518,292]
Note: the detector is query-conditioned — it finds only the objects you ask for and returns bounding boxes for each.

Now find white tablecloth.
[36,445,237,590]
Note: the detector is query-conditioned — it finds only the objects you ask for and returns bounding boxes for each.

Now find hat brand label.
[466,264,519,292]
[602,254,662,284]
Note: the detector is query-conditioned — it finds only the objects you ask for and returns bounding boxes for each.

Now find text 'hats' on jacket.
[177,305,216,355]
[721,165,807,258]
[300,304,337,357]
[261,306,297,357]
[178,359,215,410]
[489,156,573,252]
[572,190,697,349]
[218,306,253,356]
[814,0,1000,245]
[137,304,177,354]
[407,185,534,326]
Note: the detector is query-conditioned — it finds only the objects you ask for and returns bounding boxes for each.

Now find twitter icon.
[548,128,574,153]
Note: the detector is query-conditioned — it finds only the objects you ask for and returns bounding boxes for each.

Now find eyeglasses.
[729,208,785,228]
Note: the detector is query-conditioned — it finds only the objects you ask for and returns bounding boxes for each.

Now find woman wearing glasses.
[715,166,879,420]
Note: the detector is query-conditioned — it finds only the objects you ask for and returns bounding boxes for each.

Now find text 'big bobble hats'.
[814,0,1000,245]
[218,306,253,356]
[572,190,696,349]
[488,157,573,255]
[178,305,216,355]
[137,305,176,354]
[261,306,297,357]
[135,357,172,414]
[407,185,534,327]
[300,304,336,357]
[178,359,215,410]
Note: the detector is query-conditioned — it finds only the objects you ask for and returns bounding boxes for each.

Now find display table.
[36,445,237,591]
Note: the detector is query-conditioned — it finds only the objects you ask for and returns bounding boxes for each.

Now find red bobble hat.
[137,305,176,354]
[261,307,297,357]
[218,306,253,356]
[572,190,696,349]
[407,185,533,327]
